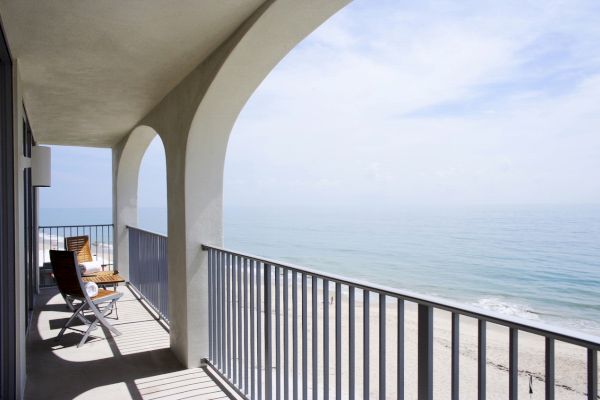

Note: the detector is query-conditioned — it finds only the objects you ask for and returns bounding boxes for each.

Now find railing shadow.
[25,287,233,400]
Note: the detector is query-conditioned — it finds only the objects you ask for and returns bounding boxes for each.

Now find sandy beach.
[223,275,598,400]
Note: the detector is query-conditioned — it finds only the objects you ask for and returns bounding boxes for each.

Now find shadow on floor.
[25,287,235,400]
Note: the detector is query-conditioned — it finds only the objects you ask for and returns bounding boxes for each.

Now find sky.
[41,0,600,210]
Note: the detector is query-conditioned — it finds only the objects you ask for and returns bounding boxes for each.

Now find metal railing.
[202,244,599,400]
[128,226,169,322]
[38,224,114,266]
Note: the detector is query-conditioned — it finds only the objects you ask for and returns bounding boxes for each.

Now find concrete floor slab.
[25,286,236,400]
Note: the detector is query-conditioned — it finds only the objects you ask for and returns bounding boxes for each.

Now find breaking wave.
[474,297,540,320]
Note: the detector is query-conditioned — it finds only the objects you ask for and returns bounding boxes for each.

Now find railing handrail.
[202,243,600,350]
[39,223,113,228]
[126,225,168,239]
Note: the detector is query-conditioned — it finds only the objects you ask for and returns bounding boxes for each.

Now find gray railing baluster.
[398,299,404,400]
[213,250,218,367]
[234,257,241,390]
[509,328,518,400]
[250,259,256,399]
[227,253,232,378]
[588,349,597,400]
[418,304,432,400]
[451,313,459,400]
[302,273,308,400]
[364,290,370,400]
[217,250,222,369]
[312,276,318,400]
[110,225,113,264]
[276,265,281,400]
[545,337,555,400]
[323,279,329,400]
[379,294,385,400]
[478,320,486,400]
[232,255,238,384]
[212,249,216,361]
[221,250,226,371]
[208,249,213,361]
[257,261,263,400]
[234,256,239,385]
[335,282,342,400]
[244,257,249,394]
[265,263,272,400]
[218,250,222,369]
[238,256,244,388]
[284,268,290,400]
[199,245,600,400]
[293,270,299,400]
[126,225,168,324]
[349,286,355,400]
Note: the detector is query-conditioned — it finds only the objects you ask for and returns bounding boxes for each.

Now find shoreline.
[250,279,597,399]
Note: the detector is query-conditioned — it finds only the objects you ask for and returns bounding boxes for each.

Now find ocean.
[40,204,600,335]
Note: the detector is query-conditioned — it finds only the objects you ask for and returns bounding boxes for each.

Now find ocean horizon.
[40,204,600,336]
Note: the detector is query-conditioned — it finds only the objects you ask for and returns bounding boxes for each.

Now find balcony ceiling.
[0,0,264,147]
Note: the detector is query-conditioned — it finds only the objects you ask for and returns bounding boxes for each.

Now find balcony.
[30,226,236,400]
[4,3,599,399]
[33,224,600,399]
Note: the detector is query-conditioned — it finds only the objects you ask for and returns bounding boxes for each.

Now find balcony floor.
[25,286,235,400]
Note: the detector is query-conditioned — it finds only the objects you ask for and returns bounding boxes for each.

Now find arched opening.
[178,0,350,367]
[137,136,167,235]
[113,125,160,280]
[224,0,600,334]
[219,2,600,396]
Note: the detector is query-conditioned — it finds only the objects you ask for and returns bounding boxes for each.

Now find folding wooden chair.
[50,250,123,347]
[65,235,119,316]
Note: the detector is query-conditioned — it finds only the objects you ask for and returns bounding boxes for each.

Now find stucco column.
[112,126,156,280]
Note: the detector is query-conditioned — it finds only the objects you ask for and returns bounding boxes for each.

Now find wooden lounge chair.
[50,250,123,347]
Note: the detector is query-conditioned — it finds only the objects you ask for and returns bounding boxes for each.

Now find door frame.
[0,17,15,400]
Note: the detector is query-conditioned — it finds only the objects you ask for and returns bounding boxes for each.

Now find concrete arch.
[129,0,351,367]
[181,0,351,366]
[113,125,159,279]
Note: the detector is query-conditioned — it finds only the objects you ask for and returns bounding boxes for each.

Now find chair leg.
[65,296,90,326]
[57,295,123,347]
[56,302,88,341]
[102,298,118,319]
[108,284,119,319]
[78,319,100,347]
[75,310,92,326]
[89,299,121,336]
[96,284,119,320]
[77,299,122,347]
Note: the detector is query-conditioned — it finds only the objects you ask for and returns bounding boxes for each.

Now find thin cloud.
[224,0,600,207]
